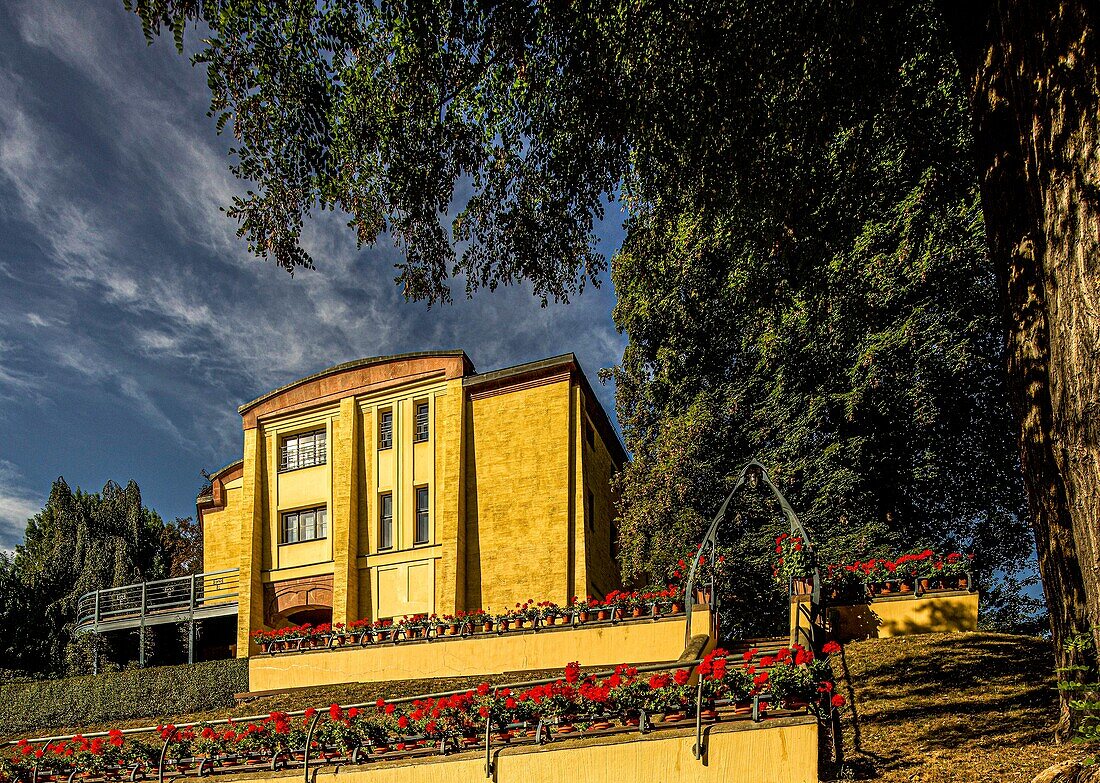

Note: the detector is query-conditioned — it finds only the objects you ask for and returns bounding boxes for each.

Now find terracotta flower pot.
[899,581,913,594]
[587,721,613,731]
[670,601,684,613]
[597,609,610,621]
[918,578,931,592]
[661,711,686,724]
[555,723,576,734]
[958,576,969,589]
[700,708,719,721]
[733,702,752,716]
[577,610,590,623]
[781,698,809,711]
[612,607,625,620]
[482,622,494,633]
[631,605,645,618]
[446,624,459,636]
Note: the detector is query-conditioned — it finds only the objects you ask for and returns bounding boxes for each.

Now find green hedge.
[0,659,249,737]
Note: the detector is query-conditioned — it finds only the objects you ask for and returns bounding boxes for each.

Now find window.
[280,428,326,471]
[378,410,393,450]
[379,493,393,550]
[585,421,595,449]
[586,489,595,530]
[415,486,430,545]
[414,402,430,443]
[281,506,328,544]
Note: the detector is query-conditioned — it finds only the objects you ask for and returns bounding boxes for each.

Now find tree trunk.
[937,1,1100,740]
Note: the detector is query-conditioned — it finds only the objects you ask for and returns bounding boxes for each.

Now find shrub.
[0,659,248,737]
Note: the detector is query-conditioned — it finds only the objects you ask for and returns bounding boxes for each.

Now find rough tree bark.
[938,1,1100,739]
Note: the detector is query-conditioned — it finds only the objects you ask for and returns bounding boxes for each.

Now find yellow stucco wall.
[249,609,711,691]
[202,717,816,783]
[202,481,242,574]
[464,379,574,611]
[825,591,980,641]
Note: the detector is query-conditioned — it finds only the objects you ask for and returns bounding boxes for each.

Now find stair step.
[725,636,788,661]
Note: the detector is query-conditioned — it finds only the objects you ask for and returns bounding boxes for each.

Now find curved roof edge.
[238,351,471,416]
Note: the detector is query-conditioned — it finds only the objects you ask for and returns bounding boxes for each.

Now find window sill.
[279,537,328,547]
[277,462,327,474]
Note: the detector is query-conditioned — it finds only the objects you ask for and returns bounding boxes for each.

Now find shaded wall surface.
[824,591,979,641]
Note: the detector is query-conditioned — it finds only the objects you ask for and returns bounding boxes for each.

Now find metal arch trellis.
[682,460,822,648]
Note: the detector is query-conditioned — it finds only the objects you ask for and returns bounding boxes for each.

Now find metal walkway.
[74,569,239,666]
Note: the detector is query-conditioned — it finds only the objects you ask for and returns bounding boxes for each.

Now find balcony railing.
[74,569,240,636]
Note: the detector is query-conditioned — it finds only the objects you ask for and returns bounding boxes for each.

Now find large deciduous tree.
[933,2,1100,735]
[128,0,1097,726]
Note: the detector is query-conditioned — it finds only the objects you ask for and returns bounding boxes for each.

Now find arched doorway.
[263,574,334,627]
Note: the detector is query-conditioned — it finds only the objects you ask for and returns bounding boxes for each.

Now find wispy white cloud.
[0,460,42,551]
[0,0,626,526]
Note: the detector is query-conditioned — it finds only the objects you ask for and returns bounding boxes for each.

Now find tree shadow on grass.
[836,634,1058,780]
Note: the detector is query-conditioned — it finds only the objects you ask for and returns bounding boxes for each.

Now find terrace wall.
[206,717,817,783]
[824,591,979,641]
[249,608,712,692]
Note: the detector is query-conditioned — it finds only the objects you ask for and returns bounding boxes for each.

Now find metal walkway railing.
[73,569,240,666]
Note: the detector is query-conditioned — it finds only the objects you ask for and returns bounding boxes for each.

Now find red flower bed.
[1,647,845,783]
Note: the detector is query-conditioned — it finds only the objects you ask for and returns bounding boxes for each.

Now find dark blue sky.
[0,0,627,548]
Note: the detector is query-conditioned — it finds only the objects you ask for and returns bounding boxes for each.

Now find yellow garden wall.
[825,591,979,641]
[249,609,712,692]
[206,716,816,783]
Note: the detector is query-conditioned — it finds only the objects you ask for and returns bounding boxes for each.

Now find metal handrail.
[74,569,239,633]
[683,460,822,648]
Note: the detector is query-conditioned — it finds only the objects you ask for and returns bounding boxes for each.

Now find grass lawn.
[832,632,1087,782]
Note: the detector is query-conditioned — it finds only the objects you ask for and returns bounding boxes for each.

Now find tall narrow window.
[414,402,430,443]
[414,486,429,545]
[585,421,595,449]
[379,493,393,550]
[281,506,327,544]
[586,489,595,530]
[378,410,393,450]
[280,428,327,471]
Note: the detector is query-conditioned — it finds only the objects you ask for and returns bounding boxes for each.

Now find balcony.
[74,569,240,635]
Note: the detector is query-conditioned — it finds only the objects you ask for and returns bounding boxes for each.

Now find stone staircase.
[726,635,789,661]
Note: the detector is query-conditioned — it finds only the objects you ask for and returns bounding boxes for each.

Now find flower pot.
[661,711,686,724]
[622,715,640,728]
[733,702,752,716]
[577,610,589,623]
[780,698,809,711]
[700,708,719,721]
[587,721,613,731]
[557,614,571,626]
[460,736,480,748]
[958,576,969,590]
[555,723,576,734]
[670,601,684,613]
[630,605,645,618]
[918,578,931,592]
[482,622,494,633]
[597,609,610,621]
[493,731,512,743]
[612,607,625,620]
[446,624,459,636]
[375,630,391,642]
[899,581,913,594]
[499,620,510,632]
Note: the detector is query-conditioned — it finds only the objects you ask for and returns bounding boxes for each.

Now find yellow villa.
[195,351,626,657]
